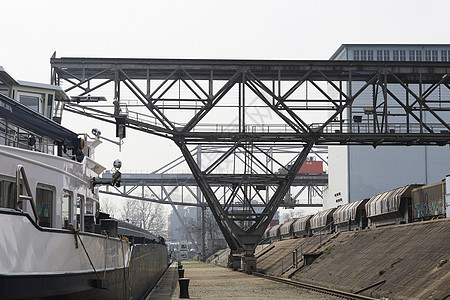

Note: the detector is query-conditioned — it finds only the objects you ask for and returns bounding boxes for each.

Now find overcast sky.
[2,0,450,84]
[1,0,450,216]
[2,0,449,166]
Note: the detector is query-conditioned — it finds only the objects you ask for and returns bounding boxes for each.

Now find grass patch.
[389,257,402,269]
[182,261,214,268]
[322,246,334,256]
[378,257,402,276]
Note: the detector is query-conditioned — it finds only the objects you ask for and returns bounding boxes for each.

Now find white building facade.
[323,44,450,209]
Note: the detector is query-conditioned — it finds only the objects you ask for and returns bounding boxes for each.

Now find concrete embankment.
[210,219,450,299]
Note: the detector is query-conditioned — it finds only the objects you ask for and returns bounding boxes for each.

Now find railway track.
[251,272,377,300]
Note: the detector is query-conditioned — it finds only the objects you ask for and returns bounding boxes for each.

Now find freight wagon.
[261,178,448,243]
[280,219,296,239]
[365,184,421,227]
[292,215,313,237]
[310,207,336,235]
[412,180,447,221]
[333,198,369,232]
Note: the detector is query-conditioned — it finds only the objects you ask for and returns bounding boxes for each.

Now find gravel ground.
[170,261,334,300]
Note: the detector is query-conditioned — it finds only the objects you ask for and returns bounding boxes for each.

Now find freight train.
[264,178,449,243]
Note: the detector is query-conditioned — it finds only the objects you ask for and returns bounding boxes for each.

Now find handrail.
[280,240,306,274]
[16,165,39,225]
[318,218,338,247]
[280,218,340,274]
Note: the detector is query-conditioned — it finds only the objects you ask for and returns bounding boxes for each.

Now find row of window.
[0,179,95,231]
[353,49,450,62]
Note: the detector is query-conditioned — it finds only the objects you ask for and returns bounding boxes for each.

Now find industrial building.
[323,44,450,209]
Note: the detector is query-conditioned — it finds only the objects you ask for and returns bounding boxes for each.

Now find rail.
[16,165,39,224]
[252,272,377,300]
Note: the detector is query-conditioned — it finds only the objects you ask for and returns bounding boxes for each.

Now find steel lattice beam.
[51,57,450,270]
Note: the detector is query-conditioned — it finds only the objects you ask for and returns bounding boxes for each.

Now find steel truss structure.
[100,145,326,259]
[101,145,327,208]
[51,56,450,271]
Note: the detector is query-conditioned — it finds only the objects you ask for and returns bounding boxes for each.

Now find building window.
[368,50,374,61]
[354,50,360,60]
[62,190,72,229]
[441,50,448,62]
[400,50,406,61]
[432,50,438,61]
[393,50,399,61]
[36,187,53,227]
[425,50,431,61]
[416,50,422,61]
[361,50,367,60]
[409,50,415,61]
[384,50,390,61]
[377,50,383,61]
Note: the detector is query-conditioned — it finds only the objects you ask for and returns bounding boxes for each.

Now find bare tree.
[287,208,306,220]
[120,198,166,234]
[136,200,166,234]
[204,209,222,239]
[100,198,117,217]
[121,198,138,223]
[184,209,222,240]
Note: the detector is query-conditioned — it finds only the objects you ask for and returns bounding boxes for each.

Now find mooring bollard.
[178,268,185,278]
[179,277,190,298]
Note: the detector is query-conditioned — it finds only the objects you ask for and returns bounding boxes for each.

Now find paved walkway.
[148,261,332,299]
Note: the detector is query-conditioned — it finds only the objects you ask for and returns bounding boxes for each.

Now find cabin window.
[0,179,17,209]
[86,198,94,216]
[18,92,41,113]
[36,187,53,227]
[46,94,53,119]
[76,194,85,231]
[84,198,95,232]
[62,190,73,229]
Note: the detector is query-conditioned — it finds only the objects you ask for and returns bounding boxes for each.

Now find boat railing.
[1,119,55,154]
[16,165,39,225]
